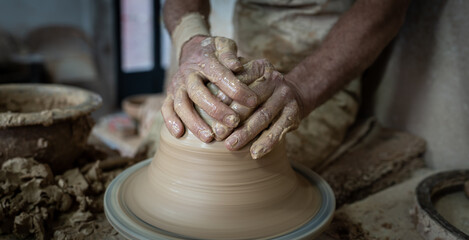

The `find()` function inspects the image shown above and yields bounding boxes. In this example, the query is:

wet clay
[124,126,320,240]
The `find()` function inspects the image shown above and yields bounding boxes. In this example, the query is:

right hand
[161,36,258,142]
[199,59,303,160]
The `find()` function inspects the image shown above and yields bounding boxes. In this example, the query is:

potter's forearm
[163,0,210,35]
[287,0,411,117]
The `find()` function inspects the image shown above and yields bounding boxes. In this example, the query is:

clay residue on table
[0,156,125,240]
[323,212,371,240]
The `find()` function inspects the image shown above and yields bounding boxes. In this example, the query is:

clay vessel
[0,84,101,173]
[415,170,469,240]
[124,126,321,239]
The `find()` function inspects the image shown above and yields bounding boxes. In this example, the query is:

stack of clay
[124,126,321,239]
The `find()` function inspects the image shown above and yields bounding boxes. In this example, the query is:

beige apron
[234,0,361,169]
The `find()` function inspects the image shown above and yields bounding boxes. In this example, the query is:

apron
[234,0,361,169]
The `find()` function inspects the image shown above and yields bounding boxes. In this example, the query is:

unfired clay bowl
[105,126,335,240]
[0,84,101,172]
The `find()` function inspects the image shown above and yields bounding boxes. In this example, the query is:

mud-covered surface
[319,124,426,207]
[323,213,371,240]
[0,143,135,240]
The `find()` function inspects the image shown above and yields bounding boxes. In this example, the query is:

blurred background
[0,0,164,116]
[0,0,236,157]
[0,0,235,116]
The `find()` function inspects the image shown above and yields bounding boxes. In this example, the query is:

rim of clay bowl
[416,170,469,239]
[0,83,102,128]
[104,159,335,240]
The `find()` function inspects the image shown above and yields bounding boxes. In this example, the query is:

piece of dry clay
[124,126,320,239]
[0,157,121,239]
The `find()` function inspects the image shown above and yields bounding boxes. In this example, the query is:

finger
[206,82,234,141]
[202,82,234,140]
[194,102,232,141]
[186,73,240,128]
[212,121,232,141]
[207,83,231,105]
[230,69,279,121]
[161,94,184,138]
[195,103,232,141]
[236,59,274,85]
[203,60,272,124]
[238,57,249,65]
[210,64,273,140]
[250,101,300,159]
[225,86,288,151]
[214,37,243,72]
[195,105,215,126]
[200,59,258,108]
[246,70,279,102]
[173,87,214,143]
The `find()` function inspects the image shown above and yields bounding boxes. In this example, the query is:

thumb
[214,37,243,72]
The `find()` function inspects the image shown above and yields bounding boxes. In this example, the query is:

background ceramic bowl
[0,84,101,173]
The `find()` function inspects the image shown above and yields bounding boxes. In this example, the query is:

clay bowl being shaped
[105,126,335,240]
[0,84,102,173]
[415,170,469,240]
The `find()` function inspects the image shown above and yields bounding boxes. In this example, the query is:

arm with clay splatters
[224,0,413,158]
[161,0,258,142]
[286,0,412,117]
[163,0,210,35]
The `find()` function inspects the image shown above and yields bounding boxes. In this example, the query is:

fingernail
[200,129,213,142]
[171,126,180,137]
[251,145,266,159]
[247,96,257,107]
[224,114,239,127]
[168,121,181,137]
[226,136,239,149]
[214,125,227,137]
[230,60,243,71]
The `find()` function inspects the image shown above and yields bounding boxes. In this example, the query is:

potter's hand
[224,60,303,159]
[162,36,258,142]
[201,59,279,141]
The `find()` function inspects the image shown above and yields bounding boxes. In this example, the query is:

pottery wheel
[105,127,335,240]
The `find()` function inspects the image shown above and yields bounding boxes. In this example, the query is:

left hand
[224,61,304,159]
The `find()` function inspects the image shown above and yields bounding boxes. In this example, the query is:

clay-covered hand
[162,36,258,142]
[224,60,304,159]
[198,59,278,141]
